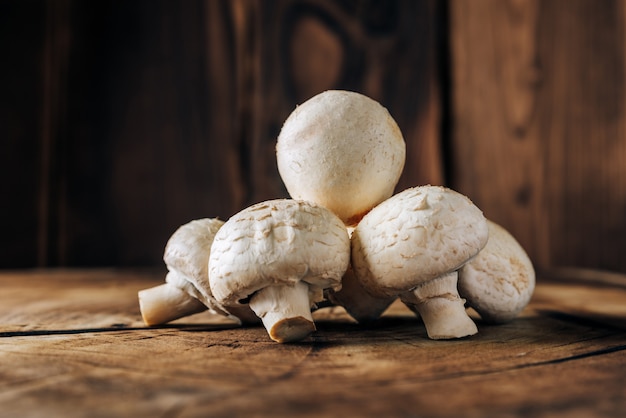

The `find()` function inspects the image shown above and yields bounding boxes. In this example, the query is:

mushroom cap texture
[163,218,224,308]
[276,90,406,225]
[458,220,536,323]
[351,185,489,298]
[209,199,351,306]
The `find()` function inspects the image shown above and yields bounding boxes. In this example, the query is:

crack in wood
[413,343,626,384]
[538,309,626,332]
[0,323,236,338]
[537,344,626,365]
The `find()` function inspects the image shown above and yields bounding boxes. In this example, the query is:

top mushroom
[276,90,406,226]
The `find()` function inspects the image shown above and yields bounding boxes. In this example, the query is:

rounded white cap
[163,218,227,314]
[276,90,406,225]
[209,199,350,306]
[351,185,489,298]
[458,220,536,323]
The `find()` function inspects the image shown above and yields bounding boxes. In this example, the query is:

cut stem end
[138,283,207,326]
[402,272,478,340]
[249,281,316,343]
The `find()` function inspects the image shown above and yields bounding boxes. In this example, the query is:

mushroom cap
[351,185,489,298]
[458,220,536,323]
[276,90,406,225]
[209,199,351,306]
[163,218,226,312]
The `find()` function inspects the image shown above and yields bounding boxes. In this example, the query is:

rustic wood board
[2,0,443,269]
[449,0,626,274]
[1,269,625,417]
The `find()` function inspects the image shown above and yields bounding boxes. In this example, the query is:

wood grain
[1,269,625,417]
[1,0,442,268]
[65,0,247,266]
[0,1,48,267]
[449,0,626,273]
[3,0,626,280]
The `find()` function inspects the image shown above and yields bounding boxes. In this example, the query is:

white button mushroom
[208,199,350,343]
[138,218,256,326]
[325,265,397,324]
[276,90,406,226]
[325,227,397,323]
[457,220,536,323]
[351,185,489,339]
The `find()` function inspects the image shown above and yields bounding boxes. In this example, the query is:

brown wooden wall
[2,0,625,277]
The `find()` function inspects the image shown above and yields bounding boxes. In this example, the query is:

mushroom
[325,227,397,323]
[351,185,489,339]
[325,265,397,324]
[457,220,536,323]
[138,218,256,326]
[208,199,350,343]
[276,90,406,226]
[138,271,208,326]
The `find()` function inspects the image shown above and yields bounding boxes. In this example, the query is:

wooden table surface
[1,269,625,418]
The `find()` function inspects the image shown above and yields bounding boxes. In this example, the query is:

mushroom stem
[248,280,316,343]
[138,283,207,326]
[400,272,478,340]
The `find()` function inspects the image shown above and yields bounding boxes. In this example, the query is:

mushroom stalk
[248,281,316,343]
[139,283,207,326]
[401,272,477,340]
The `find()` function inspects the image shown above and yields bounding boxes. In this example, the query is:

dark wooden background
[2,0,625,278]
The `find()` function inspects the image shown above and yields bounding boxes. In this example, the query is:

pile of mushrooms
[138,90,535,343]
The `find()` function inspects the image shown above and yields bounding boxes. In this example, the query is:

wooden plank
[2,0,442,268]
[0,0,259,267]
[59,0,249,266]
[0,1,49,267]
[1,269,625,417]
[7,0,626,283]
[449,0,626,274]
